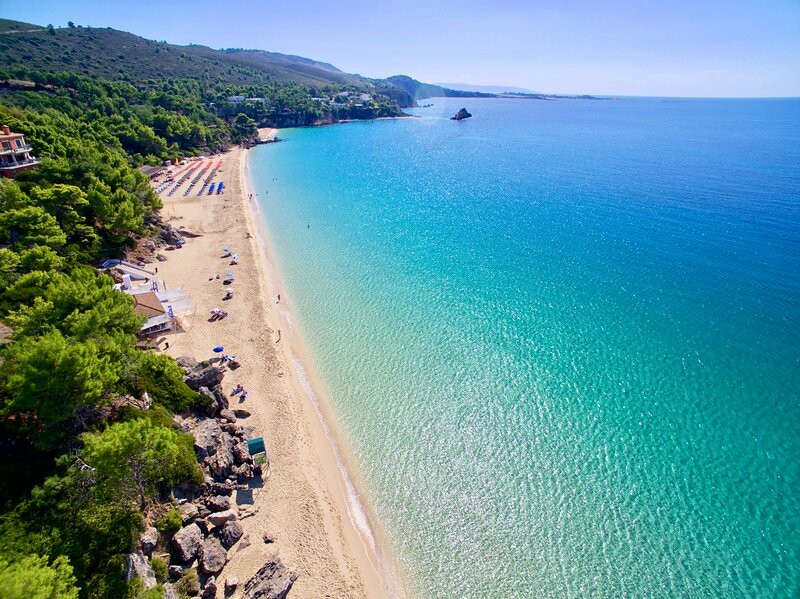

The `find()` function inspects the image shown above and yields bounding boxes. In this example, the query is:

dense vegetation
[0,19,361,87]
[0,69,245,597]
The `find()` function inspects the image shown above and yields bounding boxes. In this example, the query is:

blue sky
[4,0,800,97]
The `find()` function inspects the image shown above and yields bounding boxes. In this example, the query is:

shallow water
[251,96,800,597]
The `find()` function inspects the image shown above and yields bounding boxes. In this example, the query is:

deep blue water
[251,97,800,597]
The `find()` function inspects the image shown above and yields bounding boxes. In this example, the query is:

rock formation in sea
[451,107,472,120]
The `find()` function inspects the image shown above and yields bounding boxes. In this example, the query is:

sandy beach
[153,130,396,598]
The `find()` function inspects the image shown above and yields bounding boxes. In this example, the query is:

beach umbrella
[212,346,224,353]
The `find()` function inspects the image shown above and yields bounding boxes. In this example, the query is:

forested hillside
[0,19,361,87]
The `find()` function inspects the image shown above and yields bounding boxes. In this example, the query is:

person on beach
[276,294,280,303]
[276,329,281,343]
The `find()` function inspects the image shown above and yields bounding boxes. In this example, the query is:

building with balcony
[0,125,40,178]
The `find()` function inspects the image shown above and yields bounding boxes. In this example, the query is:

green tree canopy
[81,418,202,509]
[1,330,118,436]
[0,554,79,599]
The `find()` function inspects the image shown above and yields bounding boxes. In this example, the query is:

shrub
[175,568,199,597]
[124,352,208,412]
[150,556,168,583]
[154,509,181,535]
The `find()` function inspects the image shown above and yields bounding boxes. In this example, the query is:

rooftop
[133,291,167,318]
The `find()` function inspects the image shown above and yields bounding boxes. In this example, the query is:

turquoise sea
[250,97,800,597]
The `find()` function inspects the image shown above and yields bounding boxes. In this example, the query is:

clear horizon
[3,0,800,98]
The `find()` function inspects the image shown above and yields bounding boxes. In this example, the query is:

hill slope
[0,19,363,87]
[383,75,495,102]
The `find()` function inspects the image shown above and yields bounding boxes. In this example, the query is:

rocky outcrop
[176,356,199,370]
[192,419,222,459]
[451,107,472,121]
[159,384,274,587]
[242,557,298,599]
[199,537,227,575]
[140,526,159,556]
[183,364,225,391]
[126,552,157,589]
[225,577,239,595]
[158,223,185,246]
[172,523,203,562]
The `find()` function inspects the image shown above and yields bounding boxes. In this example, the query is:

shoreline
[241,135,408,597]
[155,134,405,598]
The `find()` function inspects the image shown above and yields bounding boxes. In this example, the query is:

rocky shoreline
[124,359,297,599]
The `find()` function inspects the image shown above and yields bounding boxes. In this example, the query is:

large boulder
[126,552,157,589]
[207,509,238,527]
[206,495,231,513]
[140,526,159,556]
[213,387,230,411]
[225,577,239,595]
[219,409,237,423]
[176,356,198,372]
[218,520,244,549]
[451,107,472,121]
[172,523,203,562]
[242,557,298,599]
[159,224,185,246]
[208,432,236,480]
[209,449,234,480]
[193,419,222,459]
[183,364,225,391]
[180,502,199,524]
[232,440,251,465]
[199,537,227,575]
